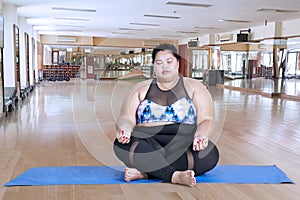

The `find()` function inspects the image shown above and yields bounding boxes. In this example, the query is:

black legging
[113,123,219,182]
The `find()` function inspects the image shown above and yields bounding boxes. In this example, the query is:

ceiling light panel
[33,25,54,30]
[150,38,171,40]
[177,31,198,34]
[112,31,134,35]
[55,24,85,28]
[194,26,218,30]
[257,8,298,13]
[166,1,213,8]
[219,19,251,23]
[55,29,82,32]
[54,17,90,21]
[27,18,55,25]
[144,14,180,19]
[129,22,160,26]
[161,34,181,37]
[119,28,145,31]
[51,7,96,12]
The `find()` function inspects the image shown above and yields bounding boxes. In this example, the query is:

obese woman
[113,43,219,187]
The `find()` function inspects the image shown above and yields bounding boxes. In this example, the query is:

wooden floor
[222,77,300,101]
[0,78,299,200]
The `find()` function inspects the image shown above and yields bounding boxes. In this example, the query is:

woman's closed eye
[155,60,163,65]
[166,58,174,64]
[155,58,174,65]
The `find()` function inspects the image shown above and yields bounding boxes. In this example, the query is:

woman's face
[153,50,179,82]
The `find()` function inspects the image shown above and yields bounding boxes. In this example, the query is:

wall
[283,18,300,37]
[180,22,282,48]
[40,35,178,48]
[18,16,27,88]
[2,3,17,88]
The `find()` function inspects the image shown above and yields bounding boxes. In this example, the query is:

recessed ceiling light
[144,14,180,19]
[257,8,298,13]
[166,1,213,8]
[177,31,198,34]
[161,34,181,37]
[112,31,134,35]
[129,22,160,26]
[219,19,251,23]
[194,26,218,30]
[55,24,85,28]
[55,29,82,32]
[119,28,145,31]
[150,38,172,40]
[52,7,96,12]
[54,17,90,21]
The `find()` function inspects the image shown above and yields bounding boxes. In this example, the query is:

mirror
[13,24,21,97]
[42,45,154,80]
[0,15,3,115]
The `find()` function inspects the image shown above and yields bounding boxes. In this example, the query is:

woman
[113,43,219,187]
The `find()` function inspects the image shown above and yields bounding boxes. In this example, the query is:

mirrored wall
[13,24,20,97]
[0,48,3,116]
[287,49,300,78]
[0,15,3,115]
[42,45,154,80]
[191,49,208,78]
[221,51,248,78]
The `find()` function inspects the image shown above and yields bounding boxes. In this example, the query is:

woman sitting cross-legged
[113,43,219,187]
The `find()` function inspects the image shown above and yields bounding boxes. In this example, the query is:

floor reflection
[223,77,300,99]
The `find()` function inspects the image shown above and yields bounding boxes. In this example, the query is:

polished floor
[0,78,300,200]
[222,77,300,101]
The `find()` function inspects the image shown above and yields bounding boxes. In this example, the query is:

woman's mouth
[162,70,169,75]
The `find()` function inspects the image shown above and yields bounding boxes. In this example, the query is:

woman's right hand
[116,129,131,144]
[193,135,208,151]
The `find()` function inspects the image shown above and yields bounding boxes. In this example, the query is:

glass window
[191,50,208,78]
[287,51,298,75]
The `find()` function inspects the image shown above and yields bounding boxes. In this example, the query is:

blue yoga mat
[4,165,294,186]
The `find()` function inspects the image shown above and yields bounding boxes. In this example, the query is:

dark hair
[152,43,180,64]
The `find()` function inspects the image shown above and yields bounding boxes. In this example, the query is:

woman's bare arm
[184,78,213,150]
[115,80,152,143]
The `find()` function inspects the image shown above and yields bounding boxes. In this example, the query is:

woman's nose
[162,62,169,68]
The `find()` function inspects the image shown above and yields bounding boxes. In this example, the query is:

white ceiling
[3,0,300,41]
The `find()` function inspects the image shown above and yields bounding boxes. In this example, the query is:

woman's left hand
[193,135,208,151]
[116,129,131,144]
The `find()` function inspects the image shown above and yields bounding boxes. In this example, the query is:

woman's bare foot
[124,168,148,182]
[171,170,196,187]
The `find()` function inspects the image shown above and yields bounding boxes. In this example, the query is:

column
[2,3,17,87]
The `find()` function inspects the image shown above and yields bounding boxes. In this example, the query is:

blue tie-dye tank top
[136,76,196,124]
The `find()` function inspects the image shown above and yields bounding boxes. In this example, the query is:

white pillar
[31,28,39,84]
[18,16,27,89]
[274,21,283,37]
[209,34,216,45]
[28,30,34,85]
[3,3,17,87]
[21,18,36,86]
